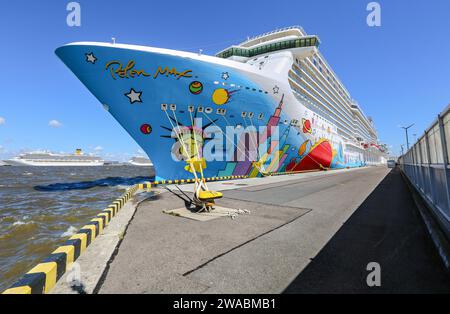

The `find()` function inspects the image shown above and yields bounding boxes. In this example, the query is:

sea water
[0,165,154,291]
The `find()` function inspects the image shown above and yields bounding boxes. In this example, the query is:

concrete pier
[53,167,450,294]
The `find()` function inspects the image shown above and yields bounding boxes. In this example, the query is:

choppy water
[0,165,154,291]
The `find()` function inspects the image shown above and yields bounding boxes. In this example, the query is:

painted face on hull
[176,127,205,160]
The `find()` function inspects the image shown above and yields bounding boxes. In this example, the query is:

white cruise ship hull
[128,161,154,167]
[5,158,104,167]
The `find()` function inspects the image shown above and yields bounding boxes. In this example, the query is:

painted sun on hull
[56,43,366,180]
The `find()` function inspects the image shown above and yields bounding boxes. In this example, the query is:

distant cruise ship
[56,26,387,180]
[5,149,105,166]
[128,156,153,166]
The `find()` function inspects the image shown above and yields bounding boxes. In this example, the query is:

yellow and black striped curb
[2,185,139,294]
[138,175,249,188]
[135,170,323,190]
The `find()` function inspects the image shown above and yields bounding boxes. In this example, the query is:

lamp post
[400,144,404,156]
[400,124,414,150]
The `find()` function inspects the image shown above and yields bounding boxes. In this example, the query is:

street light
[400,124,414,150]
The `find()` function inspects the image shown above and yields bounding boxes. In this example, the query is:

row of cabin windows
[311,57,349,100]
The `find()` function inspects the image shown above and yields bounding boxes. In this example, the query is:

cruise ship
[5,149,105,166]
[128,156,154,166]
[56,26,387,180]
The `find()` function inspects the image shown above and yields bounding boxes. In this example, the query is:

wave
[61,226,78,237]
[13,220,31,226]
[34,176,154,192]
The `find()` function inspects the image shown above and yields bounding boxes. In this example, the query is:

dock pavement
[53,166,450,293]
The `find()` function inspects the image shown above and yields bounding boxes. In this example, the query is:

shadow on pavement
[284,168,450,294]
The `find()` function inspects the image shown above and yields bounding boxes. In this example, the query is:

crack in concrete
[182,208,312,277]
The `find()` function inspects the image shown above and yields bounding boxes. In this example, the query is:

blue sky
[0,0,449,160]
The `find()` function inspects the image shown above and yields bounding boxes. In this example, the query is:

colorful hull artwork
[56,43,362,180]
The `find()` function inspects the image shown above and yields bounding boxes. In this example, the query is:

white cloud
[94,146,103,151]
[0,117,5,125]
[48,120,63,128]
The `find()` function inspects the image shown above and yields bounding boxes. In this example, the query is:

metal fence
[398,104,450,239]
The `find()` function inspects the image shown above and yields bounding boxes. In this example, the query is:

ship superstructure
[56,26,387,180]
[216,26,385,166]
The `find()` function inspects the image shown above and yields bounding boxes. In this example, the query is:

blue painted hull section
[56,44,351,180]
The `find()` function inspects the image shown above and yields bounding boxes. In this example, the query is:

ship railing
[239,25,305,45]
[398,103,450,243]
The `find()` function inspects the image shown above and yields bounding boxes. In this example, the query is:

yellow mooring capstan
[185,157,223,212]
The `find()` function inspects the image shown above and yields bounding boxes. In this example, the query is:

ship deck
[52,166,450,294]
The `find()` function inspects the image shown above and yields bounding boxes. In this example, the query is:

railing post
[411,142,417,183]
[418,140,424,191]
[424,129,435,203]
[438,114,449,164]
[438,114,450,213]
